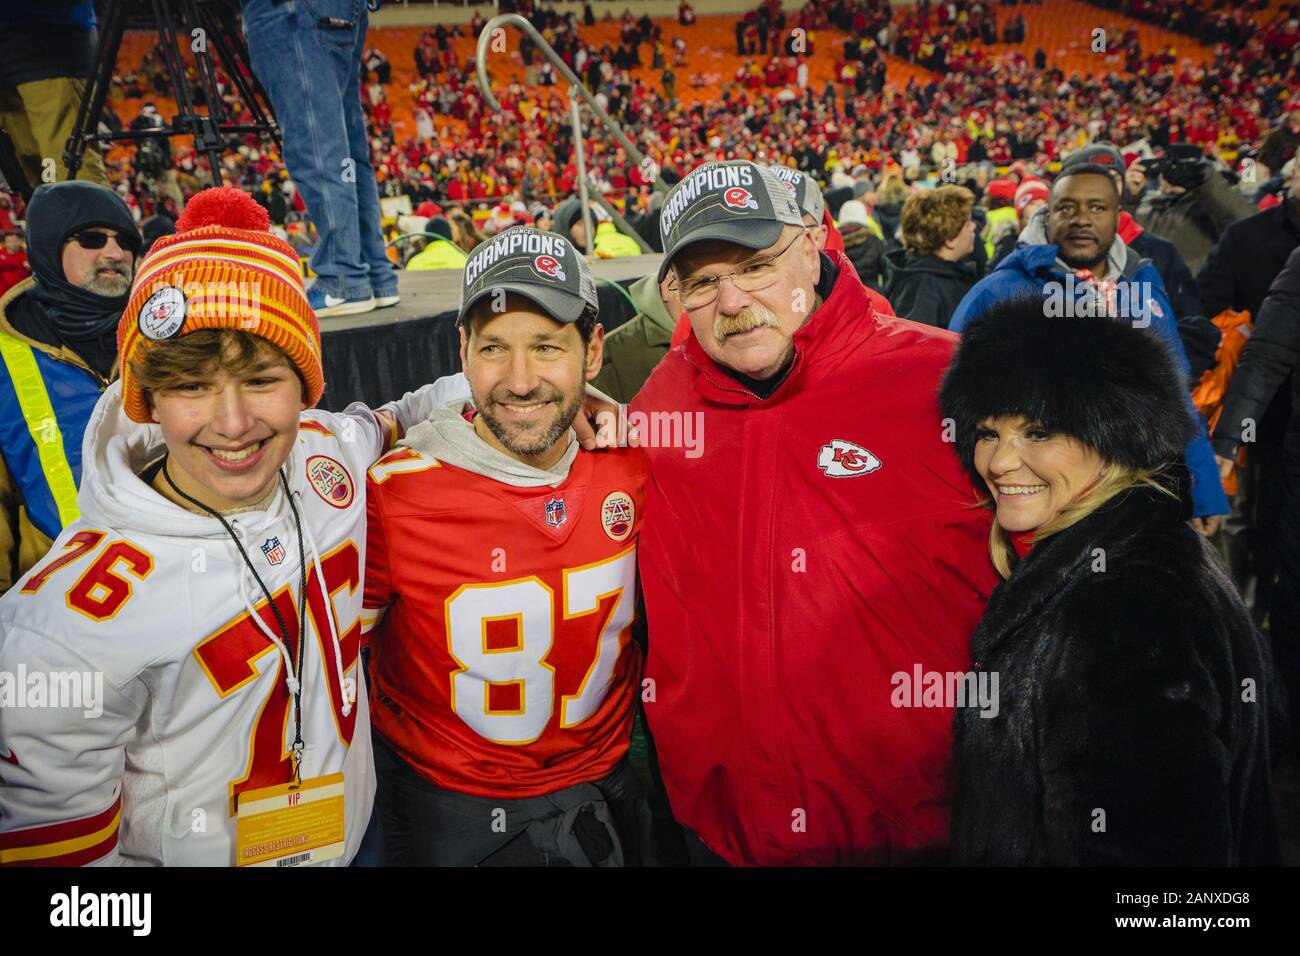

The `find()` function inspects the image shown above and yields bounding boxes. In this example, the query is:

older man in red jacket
[634,160,998,866]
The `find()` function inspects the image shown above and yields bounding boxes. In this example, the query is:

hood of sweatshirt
[399,400,579,487]
[628,271,676,340]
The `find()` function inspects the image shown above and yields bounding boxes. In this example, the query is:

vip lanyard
[162,460,311,784]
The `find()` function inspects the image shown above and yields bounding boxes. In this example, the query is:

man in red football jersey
[362,226,651,865]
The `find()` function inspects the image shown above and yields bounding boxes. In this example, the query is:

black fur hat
[939,293,1196,482]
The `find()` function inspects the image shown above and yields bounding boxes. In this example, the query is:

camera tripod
[64,0,280,187]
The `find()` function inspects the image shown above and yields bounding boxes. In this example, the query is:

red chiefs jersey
[362,441,648,799]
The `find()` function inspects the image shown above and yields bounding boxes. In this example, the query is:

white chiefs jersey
[0,377,466,866]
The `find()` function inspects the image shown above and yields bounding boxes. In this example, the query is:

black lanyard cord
[162,458,310,784]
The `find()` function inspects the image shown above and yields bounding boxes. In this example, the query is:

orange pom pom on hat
[117,186,323,423]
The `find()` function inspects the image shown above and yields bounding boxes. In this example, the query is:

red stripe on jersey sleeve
[299,419,334,437]
[0,794,121,865]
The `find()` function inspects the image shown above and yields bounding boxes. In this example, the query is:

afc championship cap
[767,164,826,224]
[458,224,598,325]
[657,159,805,283]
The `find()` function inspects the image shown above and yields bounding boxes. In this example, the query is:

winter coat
[839,222,886,292]
[1212,243,1300,457]
[1198,195,1300,322]
[1198,197,1300,447]
[950,479,1281,865]
[982,206,1018,261]
[405,237,469,271]
[989,228,1018,271]
[1126,223,1204,329]
[883,249,975,330]
[874,200,903,247]
[1134,173,1256,276]
[593,220,643,258]
[634,251,999,865]
[1124,221,1220,382]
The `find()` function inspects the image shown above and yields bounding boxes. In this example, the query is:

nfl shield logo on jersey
[544,496,567,528]
[261,536,286,566]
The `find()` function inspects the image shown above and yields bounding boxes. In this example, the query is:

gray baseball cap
[767,165,826,224]
[458,225,597,325]
[657,159,804,283]
[1059,143,1126,179]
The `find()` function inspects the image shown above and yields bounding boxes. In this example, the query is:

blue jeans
[241,0,395,298]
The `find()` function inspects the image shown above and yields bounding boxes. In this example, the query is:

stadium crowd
[4,0,1295,238]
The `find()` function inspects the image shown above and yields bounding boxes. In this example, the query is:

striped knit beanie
[117,186,323,423]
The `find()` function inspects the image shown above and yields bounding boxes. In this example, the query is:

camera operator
[1123,144,1256,275]
[129,102,171,176]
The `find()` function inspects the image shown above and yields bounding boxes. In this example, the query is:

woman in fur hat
[939,293,1282,866]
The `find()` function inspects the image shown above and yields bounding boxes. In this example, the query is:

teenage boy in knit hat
[633,160,999,865]
[361,226,652,865]
[0,187,475,866]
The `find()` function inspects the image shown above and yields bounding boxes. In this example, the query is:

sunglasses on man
[67,229,141,257]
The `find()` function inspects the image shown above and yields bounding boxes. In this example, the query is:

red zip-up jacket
[633,251,998,865]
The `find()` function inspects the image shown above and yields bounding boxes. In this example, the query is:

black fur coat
[949,481,1282,865]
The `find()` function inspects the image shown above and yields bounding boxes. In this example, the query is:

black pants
[374,733,653,866]
[1218,443,1284,626]
[682,828,730,867]
[1271,430,1300,753]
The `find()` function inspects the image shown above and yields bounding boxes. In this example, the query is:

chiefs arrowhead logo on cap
[723,187,760,211]
[138,285,187,341]
[533,254,566,281]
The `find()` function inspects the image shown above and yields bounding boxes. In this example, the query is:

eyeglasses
[669,230,806,310]
[68,229,141,257]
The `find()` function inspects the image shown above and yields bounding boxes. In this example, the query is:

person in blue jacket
[948,163,1230,530]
